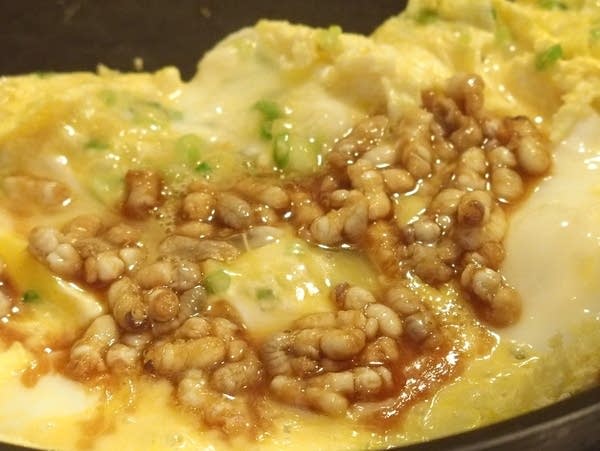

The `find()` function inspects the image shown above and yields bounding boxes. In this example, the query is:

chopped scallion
[253,100,283,121]
[195,161,212,174]
[98,89,118,106]
[175,133,204,165]
[538,0,567,10]
[22,289,40,303]
[130,100,182,126]
[256,287,275,300]
[85,138,110,150]
[204,270,231,294]
[317,25,343,53]
[415,8,438,25]
[535,44,563,70]
[495,23,513,47]
[254,100,285,140]
[260,121,275,140]
[273,134,291,169]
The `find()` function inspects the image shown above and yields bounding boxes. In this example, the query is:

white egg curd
[0,0,599,450]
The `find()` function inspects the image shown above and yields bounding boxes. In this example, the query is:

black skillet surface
[0,0,402,79]
[0,1,599,450]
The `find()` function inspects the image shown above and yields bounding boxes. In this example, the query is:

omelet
[0,1,599,450]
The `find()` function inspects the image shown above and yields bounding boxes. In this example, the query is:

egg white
[502,114,600,348]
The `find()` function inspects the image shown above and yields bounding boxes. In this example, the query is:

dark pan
[0,1,598,450]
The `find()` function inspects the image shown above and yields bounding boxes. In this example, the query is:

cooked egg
[0,0,599,450]
[503,113,600,348]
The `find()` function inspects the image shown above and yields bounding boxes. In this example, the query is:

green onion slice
[535,44,563,70]
[204,270,231,294]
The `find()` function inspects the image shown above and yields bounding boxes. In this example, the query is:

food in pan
[0,0,599,449]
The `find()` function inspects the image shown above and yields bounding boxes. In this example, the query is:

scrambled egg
[0,0,599,449]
